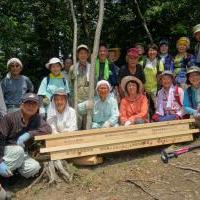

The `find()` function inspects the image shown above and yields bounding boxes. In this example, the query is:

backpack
[174,86,190,119]
[46,74,66,89]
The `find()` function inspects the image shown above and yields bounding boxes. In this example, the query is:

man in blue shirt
[1,58,34,113]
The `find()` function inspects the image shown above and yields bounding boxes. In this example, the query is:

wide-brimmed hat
[186,66,200,75]
[21,93,40,104]
[7,58,23,69]
[45,57,63,69]
[51,89,68,101]
[193,24,200,35]
[176,37,190,48]
[159,70,174,79]
[121,76,143,93]
[77,44,89,52]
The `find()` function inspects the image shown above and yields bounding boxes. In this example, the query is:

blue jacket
[183,86,198,115]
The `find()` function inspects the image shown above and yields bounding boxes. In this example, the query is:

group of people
[0,24,200,199]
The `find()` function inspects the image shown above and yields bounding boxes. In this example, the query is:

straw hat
[121,76,143,93]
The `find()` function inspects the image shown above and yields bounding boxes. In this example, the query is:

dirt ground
[5,141,200,200]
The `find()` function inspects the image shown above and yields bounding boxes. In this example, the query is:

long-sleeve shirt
[183,86,200,115]
[37,73,70,100]
[120,95,148,124]
[47,104,77,133]
[0,110,52,162]
[69,62,90,103]
[118,64,145,84]
[1,74,34,106]
[156,85,185,117]
[0,85,7,117]
[78,95,119,128]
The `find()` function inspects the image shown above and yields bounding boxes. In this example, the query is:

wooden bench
[35,119,199,161]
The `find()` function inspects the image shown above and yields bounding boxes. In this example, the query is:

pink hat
[127,48,139,58]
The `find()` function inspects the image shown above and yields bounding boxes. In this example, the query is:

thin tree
[86,0,105,130]
[70,0,78,113]
[134,0,153,43]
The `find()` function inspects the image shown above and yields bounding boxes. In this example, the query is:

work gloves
[0,162,12,177]
[17,132,30,148]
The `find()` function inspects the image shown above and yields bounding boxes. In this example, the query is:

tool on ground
[161,143,200,163]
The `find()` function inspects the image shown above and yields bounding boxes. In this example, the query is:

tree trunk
[86,0,105,130]
[69,0,78,113]
[134,0,153,43]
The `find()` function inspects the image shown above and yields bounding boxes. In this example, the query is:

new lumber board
[40,129,197,154]
[45,123,190,147]
[35,119,194,141]
[49,134,193,160]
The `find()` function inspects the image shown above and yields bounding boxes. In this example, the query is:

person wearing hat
[1,58,34,113]
[77,80,118,166]
[193,24,200,67]
[118,48,145,100]
[47,90,77,133]
[158,39,174,72]
[174,37,196,87]
[108,48,120,76]
[183,66,200,124]
[0,93,52,179]
[140,43,164,118]
[69,44,91,129]
[152,71,185,122]
[0,85,7,119]
[120,76,148,126]
[78,80,119,129]
[38,57,70,118]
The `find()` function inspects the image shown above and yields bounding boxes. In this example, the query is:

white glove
[102,121,111,128]
[86,100,94,110]
[124,120,132,126]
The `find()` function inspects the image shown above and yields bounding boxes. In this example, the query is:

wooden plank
[41,129,198,153]
[45,123,190,147]
[50,134,193,160]
[35,119,195,141]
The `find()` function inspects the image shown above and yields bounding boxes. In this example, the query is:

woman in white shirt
[47,90,77,133]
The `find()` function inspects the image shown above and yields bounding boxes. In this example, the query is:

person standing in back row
[193,24,200,67]
[1,58,34,113]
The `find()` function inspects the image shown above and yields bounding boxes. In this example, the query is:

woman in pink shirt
[120,76,148,126]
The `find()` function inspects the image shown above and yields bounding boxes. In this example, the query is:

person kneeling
[120,76,148,126]
[0,93,52,179]
[152,71,185,122]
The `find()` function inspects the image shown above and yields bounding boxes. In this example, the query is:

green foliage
[0,0,200,89]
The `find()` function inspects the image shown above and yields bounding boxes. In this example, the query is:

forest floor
[4,140,200,200]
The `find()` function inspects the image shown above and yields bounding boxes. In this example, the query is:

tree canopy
[0,0,200,88]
